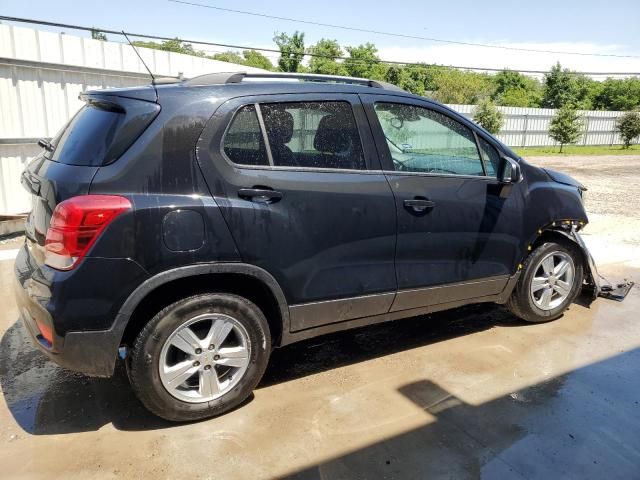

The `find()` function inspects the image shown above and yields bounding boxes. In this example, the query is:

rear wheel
[129,293,271,421]
[507,241,584,323]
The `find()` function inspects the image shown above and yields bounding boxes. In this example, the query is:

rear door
[197,93,397,331]
[361,94,523,311]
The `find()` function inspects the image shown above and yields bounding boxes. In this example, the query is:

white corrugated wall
[0,24,266,215]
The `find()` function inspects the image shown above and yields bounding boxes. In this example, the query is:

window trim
[220,98,372,173]
[475,133,502,178]
[254,103,275,167]
[472,131,488,176]
[372,100,490,179]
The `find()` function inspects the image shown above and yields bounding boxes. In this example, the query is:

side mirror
[499,156,522,184]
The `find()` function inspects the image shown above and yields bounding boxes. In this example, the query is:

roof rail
[184,71,406,92]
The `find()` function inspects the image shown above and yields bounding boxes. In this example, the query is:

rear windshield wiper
[38,138,54,152]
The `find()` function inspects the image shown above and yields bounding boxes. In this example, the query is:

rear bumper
[13,242,147,377]
[15,288,124,377]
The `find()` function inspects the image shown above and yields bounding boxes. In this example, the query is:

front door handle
[404,198,436,213]
[238,188,283,204]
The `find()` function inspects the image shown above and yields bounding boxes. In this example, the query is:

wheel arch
[117,263,290,352]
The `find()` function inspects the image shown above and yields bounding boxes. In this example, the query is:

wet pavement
[1,169,640,478]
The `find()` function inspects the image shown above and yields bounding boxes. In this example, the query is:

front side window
[374,103,485,176]
[260,101,365,170]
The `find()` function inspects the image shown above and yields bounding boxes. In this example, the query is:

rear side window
[261,101,365,170]
[223,105,269,166]
[49,98,159,166]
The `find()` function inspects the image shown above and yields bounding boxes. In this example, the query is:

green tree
[273,31,305,72]
[344,43,387,80]
[307,39,347,75]
[91,28,107,41]
[491,70,542,107]
[542,62,595,109]
[430,68,493,104]
[211,50,273,70]
[616,111,640,148]
[242,50,274,71]
[542,63,575,108]
[593,78,640,111]
[382,64,435,96]
[212,51,245,65]
[473,99,504,135]
[549,104,584,152]
[132,39,205,57]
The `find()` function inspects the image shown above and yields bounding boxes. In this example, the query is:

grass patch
[514,144,640,156]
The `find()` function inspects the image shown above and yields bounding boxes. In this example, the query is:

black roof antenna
[121,30,158,98]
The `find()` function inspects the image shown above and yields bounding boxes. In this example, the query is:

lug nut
[193,361,200,367]
[208,344,215,350]
[195,348,202,354]
[213,354,220,361]
[204,365,211,370]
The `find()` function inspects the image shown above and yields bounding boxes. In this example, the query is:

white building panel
[12,25,39,61]
[38,30,63,64]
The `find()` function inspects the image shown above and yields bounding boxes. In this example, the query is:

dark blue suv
[14,72,597,421]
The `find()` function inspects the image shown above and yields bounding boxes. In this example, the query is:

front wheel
[129,293,271,422]
[507,241,584,323]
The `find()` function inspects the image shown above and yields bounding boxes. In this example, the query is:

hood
[543,168,587,191]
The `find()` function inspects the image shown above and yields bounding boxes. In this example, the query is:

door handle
[404,198,436,213]
[238,188,283,204]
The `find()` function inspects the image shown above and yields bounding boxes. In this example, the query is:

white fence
[449,104,627,148]
[0,24,635,215]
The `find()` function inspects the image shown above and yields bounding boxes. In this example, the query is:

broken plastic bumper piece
[566,226,634,302]
[599,282,634,302]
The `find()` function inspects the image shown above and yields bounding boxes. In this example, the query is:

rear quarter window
[51,104,125,166]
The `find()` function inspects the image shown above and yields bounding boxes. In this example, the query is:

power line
[168,0,640,59]
[1,16,638,76]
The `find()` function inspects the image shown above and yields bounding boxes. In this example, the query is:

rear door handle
[238,188,283,204]
[404,198,436,213]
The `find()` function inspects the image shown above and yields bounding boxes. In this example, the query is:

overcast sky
[3,0,640,76]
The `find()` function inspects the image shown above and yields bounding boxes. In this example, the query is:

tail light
[45,195,131,270]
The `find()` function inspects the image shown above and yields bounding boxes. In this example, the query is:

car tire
[507,240,584,323]
[129,293,271,422]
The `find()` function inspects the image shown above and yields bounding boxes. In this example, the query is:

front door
[362,94,523,311]
[197,93,397,330]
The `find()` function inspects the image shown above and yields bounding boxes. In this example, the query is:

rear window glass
[51,104,126,166]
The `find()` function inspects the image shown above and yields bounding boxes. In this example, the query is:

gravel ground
[527,155,640,249]
[527,155,640,216]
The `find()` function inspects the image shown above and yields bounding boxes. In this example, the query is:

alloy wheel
[529,251,575,311]
[158,313,251,403]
